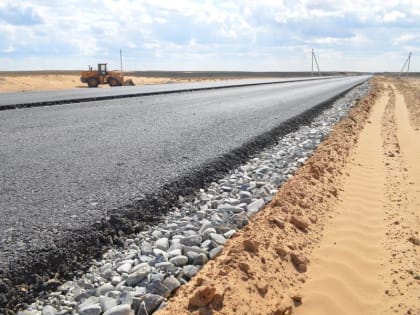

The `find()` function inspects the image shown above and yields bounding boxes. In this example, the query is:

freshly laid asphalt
[0,75,370,310]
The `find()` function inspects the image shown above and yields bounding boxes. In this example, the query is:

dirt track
[157,77,419,314]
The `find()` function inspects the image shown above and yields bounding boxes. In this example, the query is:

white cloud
[0,0,418,71]
[383,10,406,22]
[70,37,99,56]
[394,34,419,42]
[310,37,343,44]
[1,45,14,53]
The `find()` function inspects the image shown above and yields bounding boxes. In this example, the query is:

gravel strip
[18,82,369,315]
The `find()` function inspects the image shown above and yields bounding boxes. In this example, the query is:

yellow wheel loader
[80,63,135,88]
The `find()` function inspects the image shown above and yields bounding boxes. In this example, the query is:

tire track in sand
[294,90,390,315]
[381,85,420,313]
[295,81,420,315]
[393,84,420,232]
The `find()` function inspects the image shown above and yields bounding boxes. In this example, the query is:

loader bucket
[123,79,135,86]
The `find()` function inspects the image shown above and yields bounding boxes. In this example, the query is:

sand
[156,77,420,315]
[0,74,224,93]
[295,83,396,315]
[392,78,420,130]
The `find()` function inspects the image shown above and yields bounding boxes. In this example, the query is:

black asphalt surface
[0,76,341,110]
[0,75,370,310]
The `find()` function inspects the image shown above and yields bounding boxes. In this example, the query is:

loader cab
[98,63,107,76]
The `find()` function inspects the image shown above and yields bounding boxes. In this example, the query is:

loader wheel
[123,79,135,86]
[108,77,121,87]
[87,77,99,88]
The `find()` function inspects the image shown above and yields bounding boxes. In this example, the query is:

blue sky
[0,0,419,72]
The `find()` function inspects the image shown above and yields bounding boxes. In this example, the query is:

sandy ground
[0,75,225,93]
[157,77,419,315]
[392,78,420,130]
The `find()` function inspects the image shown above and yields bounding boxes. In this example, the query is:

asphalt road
[0,76,340,109]
[0,75,369,308]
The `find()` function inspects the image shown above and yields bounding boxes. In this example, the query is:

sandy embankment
[0,75,223,93]
[157,77,419,315]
